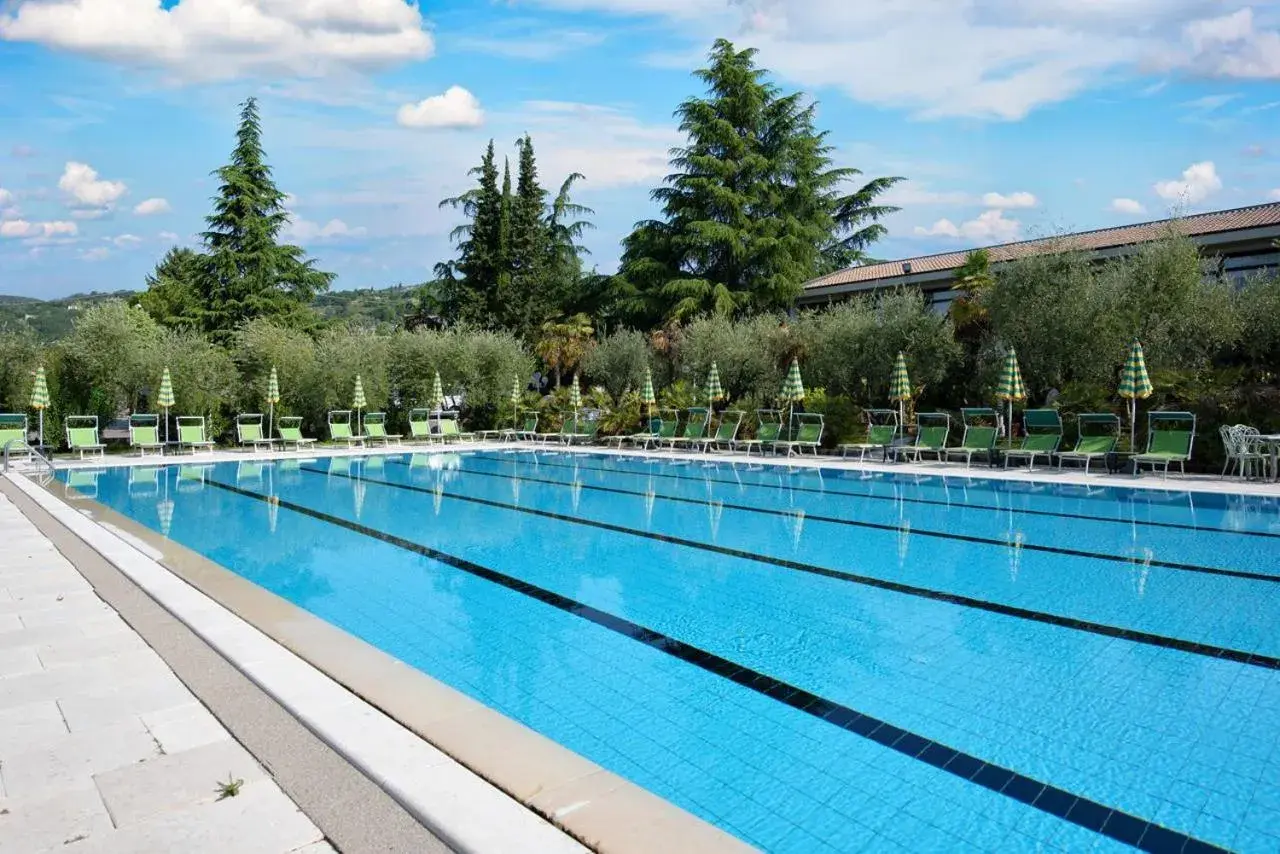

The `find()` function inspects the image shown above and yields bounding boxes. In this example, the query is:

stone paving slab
[0,493,328,854]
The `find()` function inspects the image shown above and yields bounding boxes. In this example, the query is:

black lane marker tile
[204,476,1229,854]
[469,450,1280,541]
[311,466,1280,673]
[424,459,1280,585]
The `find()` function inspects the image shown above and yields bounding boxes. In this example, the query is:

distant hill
[0,291,139,340]
[0,284,428,341]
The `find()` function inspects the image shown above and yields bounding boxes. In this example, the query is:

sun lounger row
[836,409,1196,476]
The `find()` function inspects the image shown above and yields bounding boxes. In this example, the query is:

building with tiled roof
[799,201,1280,311]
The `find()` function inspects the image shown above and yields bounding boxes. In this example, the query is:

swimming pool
[58,450,1280,852]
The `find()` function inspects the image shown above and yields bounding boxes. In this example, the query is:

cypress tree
[441,140,504,326]
[199,97,332,337]
[507,135,549,334]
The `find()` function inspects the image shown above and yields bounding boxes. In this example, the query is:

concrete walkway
[0,492,333,854]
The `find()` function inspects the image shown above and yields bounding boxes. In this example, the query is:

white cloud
[58,161,126,208]
[133,197,170,215]
[529,0,1280,120]
[982,191,1038,208]
[158,230,180,241]
[0,0,433,81]
[0,188,13,208]
[1268,189,1280,201]
[1179,93,1239,110]
[112,233,143,248]
[80,246,110,261]
[881,182,974,207]
[1153,160,1222,203]
[284,215,366,242]
[1179,8,1280,78]
[70,208,109,220]
[1110,197,1147,214]
[0,219,78,239]
[397,86,484,130]
[455,28,606,61]
[914,209,1021,243]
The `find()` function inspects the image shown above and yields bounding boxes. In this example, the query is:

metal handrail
[2,438,56,474]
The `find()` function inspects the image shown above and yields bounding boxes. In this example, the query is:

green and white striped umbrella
[266,366,280,439]
[430,371,444,411]
[29,366,49,410]
[158,367,175,445]
[352,375,367,410]
[569,373,582,410]
[1119,339,1153,448]
[780,358,804,402]
[266,367,280,405]
[1118,339,1153,400]
[706,362,725,402]
[889,352,911,401]
[995,348,1026,440]
[995,348,1026,402]
[889,351,912,428]
[510,376,522,431]
[158,367,175,408]
[640,367,656,406]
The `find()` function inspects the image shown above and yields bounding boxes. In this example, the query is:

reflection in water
[128,466,161,499]
[63,467,104,500]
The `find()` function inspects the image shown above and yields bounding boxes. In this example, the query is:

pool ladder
[2,438,56,476]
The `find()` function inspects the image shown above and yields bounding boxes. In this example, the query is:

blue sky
[1,0,1278,299]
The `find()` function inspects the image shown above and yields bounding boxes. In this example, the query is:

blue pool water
[59,451,1280,852]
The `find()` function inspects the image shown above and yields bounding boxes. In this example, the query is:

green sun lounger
[943,408,998,467]
[175,416,215,455]
[641,413,681,450]
[1056,413,1120,474]
[236,413,275,452]
[898,413,951,463]
[775,413,825,457]
[408,409,439,444]
[501,413,539,442]
[362,412,402,446]
[327,411,365,448]
[0,414,33,462]
[566,417,601,445]
[276,416,316,451]
[128,414,164,457]
[65,416,106,459]
[699,410,744,452]
[736,410,783,457]
[838,409,899,461]
[666,408,710,450]
[1133,411,1195,477]
[438,414,474,443]
[1003,409,1063,470]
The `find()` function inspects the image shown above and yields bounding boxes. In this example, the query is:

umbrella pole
[38,410,43,449]
[269,402,274,442]
[1130,398,1137,451]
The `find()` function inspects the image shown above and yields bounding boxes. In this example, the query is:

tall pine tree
[198,98,333,337]
[617,40,901,324]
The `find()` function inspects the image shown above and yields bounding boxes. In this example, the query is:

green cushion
[0,428,27,447]
[756,422,781,442]
[917,426,948,449]
[1071,435,1115,455]
[409,420,430,437]
[330,423,354,439]
[440,419,459,435]
[1146,430,1191,458]
[238,423,263,441]
[867,424,896,445]
[68,427,100,448]
[960,426,997,450]
[794,422,823,444]
[132,426,160,445]
[1016,433,1060,453]
[366,423,387,437]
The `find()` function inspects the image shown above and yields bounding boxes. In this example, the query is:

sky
[0,0,1278,300]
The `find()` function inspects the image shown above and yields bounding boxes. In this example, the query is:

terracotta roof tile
[804,202,1280,291]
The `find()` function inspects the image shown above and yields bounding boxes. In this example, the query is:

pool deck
[2,440,1275,854]
[0,489,334,854]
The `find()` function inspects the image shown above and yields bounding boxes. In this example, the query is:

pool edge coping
[5,470,754,854]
